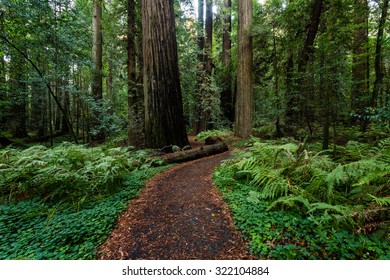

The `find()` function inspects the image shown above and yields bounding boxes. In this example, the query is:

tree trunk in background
[193,0,205,135]
[221,0,233,124]
[351,0,369,129]
[142,0,189,148]
[128,0,138,146]
[235,0,253,139]
[273,35,283,138]
[61,83,70,134]
[9,54,29,139]
[197,0,205,63]
[205,0,213,75]
[297,0,323,135]
[91,0,105,143]
[370,0,388,108]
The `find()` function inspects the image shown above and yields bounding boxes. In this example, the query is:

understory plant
[0,143,168,259]
[0,143,165,203]
[214,137,390,259]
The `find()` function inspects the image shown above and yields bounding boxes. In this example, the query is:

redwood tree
[235,0,253,139]
[142,0,189,148]
[221,0,233,123]
[91,0,104,142]
[127,0,137,145]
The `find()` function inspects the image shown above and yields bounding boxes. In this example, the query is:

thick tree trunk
[164,143,228,164]
[205,0,213,75]
[235,0,253,139]
[127,0,138,146]
[142,0,189,148]
[221,0,233,124]
[91,0,105,142]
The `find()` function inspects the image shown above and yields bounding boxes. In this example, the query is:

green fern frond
[368,195,390,206]
[307,202,353,216]
[267,195,311,212]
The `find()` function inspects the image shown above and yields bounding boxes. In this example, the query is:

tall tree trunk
[61,82,70,134]
[91,0,105,142]
[142,0,189,148]
[205,0,213,75]
[235,0,253,139]
[193,0,205,135]
[297,0,323,135]
[128,0,138,146]
[221,0,233,124]
[351,0,369,129]
[197,0,205,63]
[370,0,388,108]
[273,35,283,138]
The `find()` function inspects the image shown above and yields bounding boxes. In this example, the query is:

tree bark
[221,0,233,124]
[197,0,205,63]
[235,0,253,139]
[164,143,228,164]
[298,0,323,73]
[193,0,205,135]
[142,0,189,148]
[296,0,323,135]
[128,0,138,146]
[205,0,213,75]
[91,0,105,142]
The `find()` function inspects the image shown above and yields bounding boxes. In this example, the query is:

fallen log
[164,143,229,164]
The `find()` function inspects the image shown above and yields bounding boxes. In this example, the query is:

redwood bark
[164,143,228,164]
[205,0,213,74]
[142,0,189,148]
[91,0,104,142]
[235,0,253,139]
[128,0,138,145]
[221,0,233,123]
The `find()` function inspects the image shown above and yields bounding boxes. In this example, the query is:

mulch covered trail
[98,146,253,260]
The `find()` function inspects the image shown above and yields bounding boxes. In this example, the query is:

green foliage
[0,167,166,259]
[214,138,390,259]
[0,143,165,203]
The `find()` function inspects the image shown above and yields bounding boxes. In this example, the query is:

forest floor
[98,137,253,260]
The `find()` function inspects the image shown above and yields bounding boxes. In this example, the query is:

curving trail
[98,146,252,260]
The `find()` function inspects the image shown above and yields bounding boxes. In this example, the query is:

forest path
[98,139,252,259]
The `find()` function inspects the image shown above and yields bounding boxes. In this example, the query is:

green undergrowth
[0,143,168,259]
[214,137,390,259]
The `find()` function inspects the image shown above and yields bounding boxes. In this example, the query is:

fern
[0,144,165,203]
[368,195,390,207]
[267,195,311,212]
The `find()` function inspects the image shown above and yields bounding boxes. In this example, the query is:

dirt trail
[98,146,252,260]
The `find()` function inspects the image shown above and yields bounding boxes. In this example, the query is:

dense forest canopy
[0,0,388,148]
